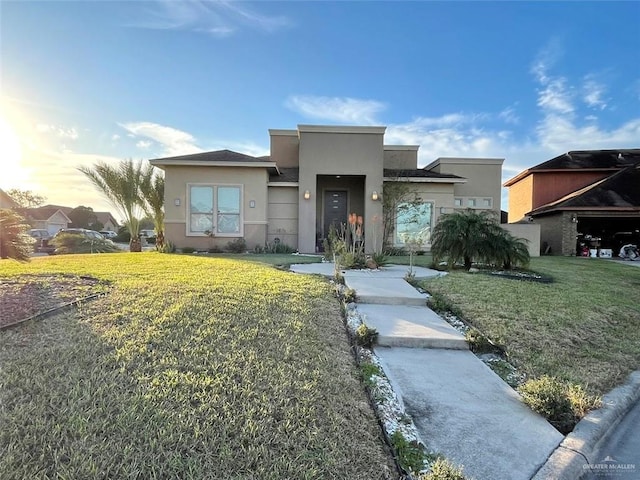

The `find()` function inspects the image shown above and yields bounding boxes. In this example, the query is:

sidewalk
[290,263,563,480]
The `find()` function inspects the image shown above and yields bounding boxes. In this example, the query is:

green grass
[194,252,324,266]
[420,257,640,396]
[0,253,394,479]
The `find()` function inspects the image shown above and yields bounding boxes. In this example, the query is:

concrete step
[345,277,427,306]
[357,304,468,350]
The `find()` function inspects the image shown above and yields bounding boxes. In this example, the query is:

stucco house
[504,149,640,255]
[20,205,72,235]
[0,189,19,209]
[150,125,504,254]
[94,212,119,232]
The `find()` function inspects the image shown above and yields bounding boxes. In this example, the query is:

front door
[323,190,348,238]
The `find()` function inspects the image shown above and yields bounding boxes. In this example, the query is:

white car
[100,231,117,239]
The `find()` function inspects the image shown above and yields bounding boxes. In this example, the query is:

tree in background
[78,160,146,252]
[68,205,104,231]
[431,209,529,271]
[0,209,34,261]
[6,189,46,208]
[382,181,422,251]
[140,164,165,250]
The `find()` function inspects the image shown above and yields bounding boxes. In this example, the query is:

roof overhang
[383,177,467,183]
[297,124,386,135]
[267,182,299,187]
[150,159,280,172]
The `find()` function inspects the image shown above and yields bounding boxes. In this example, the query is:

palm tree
[0,209,34,261]
[492,232,530,270]
[432,209,499,270]
[141,164,165,250]
[78,160,146,252]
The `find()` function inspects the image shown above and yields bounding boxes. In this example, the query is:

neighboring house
[19,205,72,235]
[504,149,640,256]
[94,212,119,231]
[150,124,504,254]
[0,189,19,209]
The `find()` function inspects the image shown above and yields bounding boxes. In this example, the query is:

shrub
[181,246,196,254]
[0,209,34,261]
[208,245,223,253]
[390,430,427,474]
[264,241,296,254]
[517,376,602,434]
[420,458,467,480]
[159,240,176,253]
[355,323,378,348]
[359,362,383,387]
[51,233,120,255]
[371,252,388,268]
[385,246,407,256]
[341,287,357,303]
[226,238,247,253]
[465,329,497,354]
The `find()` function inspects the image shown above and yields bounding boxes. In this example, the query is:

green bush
[159,240,176,253]
[359,362,383,387]
[465,328,497,354]
[355,323,378,348]
[181,246,196,254]
[420,458,467,480]
[371,252,388,268]
[226,238,247,253]
[51,233,120,255]
[0,209,34,261]
[517,376,602,434]
[263,240,296,254]
[390,430,427,474]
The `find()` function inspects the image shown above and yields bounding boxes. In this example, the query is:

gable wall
[531,171,612,210]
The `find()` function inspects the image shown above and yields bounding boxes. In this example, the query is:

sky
[1,0,639,218]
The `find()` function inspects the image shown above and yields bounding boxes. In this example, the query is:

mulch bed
[0,274,107,328]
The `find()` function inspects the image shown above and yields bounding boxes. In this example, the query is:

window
[482,198,492,208]
[454,198,462,207]
[468,198,476,207]
[189,185,242,235]
[395,202,433,246]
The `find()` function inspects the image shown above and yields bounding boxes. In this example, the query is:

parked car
[140,229,155,238]
[99,230,117,239]
[28,229,55,254]
[54,228,107,242]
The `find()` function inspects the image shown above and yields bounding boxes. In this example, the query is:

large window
[395,202,433,246]
[189,185,242,235]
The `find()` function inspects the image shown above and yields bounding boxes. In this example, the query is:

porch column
[364,174,384,254]
[298,174,317,254]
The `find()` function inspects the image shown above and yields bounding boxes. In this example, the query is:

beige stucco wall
[383,146,419,169]
[269,130,299,168]
[428,158,503,215]
[503,223,541,257]
[163,165,269,250]
[267,186,298,249]
[297,127,385,253]
[507,175,534,222]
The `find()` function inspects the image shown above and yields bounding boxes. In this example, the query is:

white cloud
[285,95,386,124]
[35,123,79,140]
[583,75,608,110]
[499,105,520,125]
[120,121,203,156]
[136,139,152,149]
[131,0,289,37]
[111,134,120,141]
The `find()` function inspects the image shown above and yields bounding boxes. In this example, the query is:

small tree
[6,189,46,208]
[140,164,165,250]
[382,180,422,251]
[78,160,146,252]
[68,205,103,231]
[0,209,34,261]
[431,209,528,271]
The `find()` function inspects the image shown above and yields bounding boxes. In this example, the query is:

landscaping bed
[0,274,108,328]
[0,253,395,479]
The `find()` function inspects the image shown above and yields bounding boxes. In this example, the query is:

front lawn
[420,257,640,396]
[0,253,394,479]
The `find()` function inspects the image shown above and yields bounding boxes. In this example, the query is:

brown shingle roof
[151,149,272,164]
[269,168,299,183]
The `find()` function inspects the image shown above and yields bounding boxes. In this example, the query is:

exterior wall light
[174,198,181,206]
[371,191,379,201]
[571,213,578,223]
[304,190,311,200]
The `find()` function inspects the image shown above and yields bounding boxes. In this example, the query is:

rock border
[531,370,640,480]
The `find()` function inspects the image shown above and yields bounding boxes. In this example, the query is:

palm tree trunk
[129,236,142,252]
[155,231,164,250]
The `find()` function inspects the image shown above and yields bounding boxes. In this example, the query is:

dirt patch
[0,274,108,328]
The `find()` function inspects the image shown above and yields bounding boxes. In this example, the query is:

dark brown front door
[323,190,348,237]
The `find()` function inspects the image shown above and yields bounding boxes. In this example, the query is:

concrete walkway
[290,262,564,480]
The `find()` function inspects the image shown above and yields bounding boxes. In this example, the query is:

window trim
[186,183,244,237]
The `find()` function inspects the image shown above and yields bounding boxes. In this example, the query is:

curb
[531,370,640,480]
